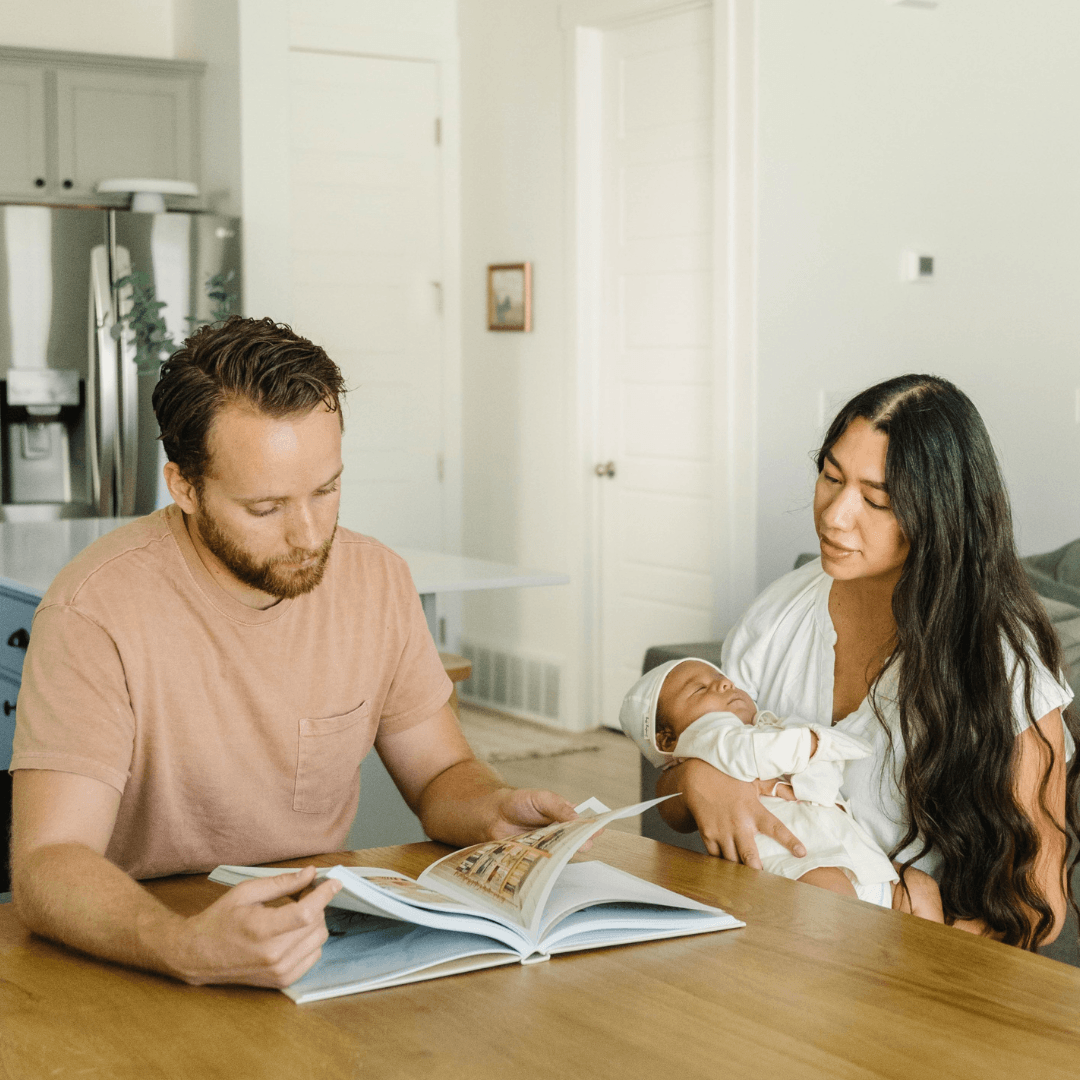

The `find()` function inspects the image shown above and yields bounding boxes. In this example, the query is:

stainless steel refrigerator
[0,205,241,520]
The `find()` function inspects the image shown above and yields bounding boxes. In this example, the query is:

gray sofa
[638,543,1080,964]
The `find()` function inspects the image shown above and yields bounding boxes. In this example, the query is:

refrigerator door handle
[113,246,138,517]
[89,245,117,516]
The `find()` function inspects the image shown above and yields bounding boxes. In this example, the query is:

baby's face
[657,661,757,738]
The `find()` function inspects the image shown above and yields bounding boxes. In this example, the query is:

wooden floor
[459,705,642,835]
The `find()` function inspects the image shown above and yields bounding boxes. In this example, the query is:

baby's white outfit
[672,710,898,904]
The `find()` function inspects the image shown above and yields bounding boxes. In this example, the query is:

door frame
[560,0,759,723]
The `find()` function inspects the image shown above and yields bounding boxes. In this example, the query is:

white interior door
[597,6,715,727]
[288,51,444,550]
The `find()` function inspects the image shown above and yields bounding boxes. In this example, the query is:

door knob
[594,461,616,478]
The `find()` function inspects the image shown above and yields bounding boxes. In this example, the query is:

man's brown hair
[152,315,347,490]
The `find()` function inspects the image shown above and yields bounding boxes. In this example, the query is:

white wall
[174,0,241,217]
[0,0,175,57]
[458,0,1080,728]
[754,0,1080,587]
[458,1,589,721]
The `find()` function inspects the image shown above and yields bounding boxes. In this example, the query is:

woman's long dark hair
[817,374,1080,948]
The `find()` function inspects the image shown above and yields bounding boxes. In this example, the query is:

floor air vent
[458,642,562,725]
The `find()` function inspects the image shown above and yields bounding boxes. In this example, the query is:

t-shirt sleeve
[375,560,453,737]
[1008,644,1075,761]
[10,603,135,792]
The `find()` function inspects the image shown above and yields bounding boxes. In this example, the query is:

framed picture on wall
[487,262,532,332]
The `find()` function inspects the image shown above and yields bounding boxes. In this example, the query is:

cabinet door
[0,668,14,895]
[0,668,17,772]
[55,68,196,197]
[0,61,47,197]
[0,587,37,682]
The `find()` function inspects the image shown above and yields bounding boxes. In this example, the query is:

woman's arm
[656,758,807,866]
[952,708,1069,943]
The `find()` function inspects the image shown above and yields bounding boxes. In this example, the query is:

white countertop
[395,547,568,595]
[0,518,137,595]
[0,518,569,597]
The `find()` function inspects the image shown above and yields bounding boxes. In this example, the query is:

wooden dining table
[2,831,1079,1080]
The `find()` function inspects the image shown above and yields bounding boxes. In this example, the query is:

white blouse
[720,559,1074,878]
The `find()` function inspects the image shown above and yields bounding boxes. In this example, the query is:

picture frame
[487,262,532,332]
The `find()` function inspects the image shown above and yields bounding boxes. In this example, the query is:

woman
[658,374,1080,947]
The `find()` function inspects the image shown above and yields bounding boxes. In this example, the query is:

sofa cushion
[642,641,725,675]
[1023,540,1080,610]
[1038,596,1080,701]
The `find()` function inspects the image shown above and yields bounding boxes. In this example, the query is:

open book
[210,796,743,1003]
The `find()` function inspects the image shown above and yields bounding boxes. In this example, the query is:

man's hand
[657,758,806,866]
[484,787,578,840]
[378,702,581,847]
[12,771,345,989]
[164,866,342,987]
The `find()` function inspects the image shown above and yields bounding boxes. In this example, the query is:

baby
[621,658,942,920]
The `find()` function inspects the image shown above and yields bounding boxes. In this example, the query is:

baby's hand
[754,777,797,801]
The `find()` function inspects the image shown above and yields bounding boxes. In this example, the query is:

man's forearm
[415,758,513,847]
[13,843,187,976]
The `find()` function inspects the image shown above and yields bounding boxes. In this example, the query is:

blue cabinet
[0,578,41,895]
[0,670,19,771]
[0,583,39,684]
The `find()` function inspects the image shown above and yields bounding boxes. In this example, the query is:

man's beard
[193,506,337,600]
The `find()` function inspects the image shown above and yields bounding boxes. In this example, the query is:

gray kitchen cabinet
[56,67,197,198]
[0,47,202,204]
[0,61,47,198]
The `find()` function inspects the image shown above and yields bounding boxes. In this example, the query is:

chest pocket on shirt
[293,701,373,814]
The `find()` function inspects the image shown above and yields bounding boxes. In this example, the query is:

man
[9,316,576,988]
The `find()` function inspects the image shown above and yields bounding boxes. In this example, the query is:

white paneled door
[288,51,444,549]
[597,6,715,726]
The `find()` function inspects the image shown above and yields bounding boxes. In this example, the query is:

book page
[417,796,671,938]
[541,909,742,955]
[282,918,521,1004]
[209,865,407,919]
[337,867,477,912]
[536,860,728,939]
[209,864,532,951]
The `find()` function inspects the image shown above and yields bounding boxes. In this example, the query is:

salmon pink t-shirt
[10,504,452,879]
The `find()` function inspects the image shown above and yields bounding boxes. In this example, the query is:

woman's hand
[657,759,807,867]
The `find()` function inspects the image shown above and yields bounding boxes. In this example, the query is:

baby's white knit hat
[618,657,722,767]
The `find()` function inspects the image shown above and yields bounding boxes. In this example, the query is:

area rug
[458,708,605,763]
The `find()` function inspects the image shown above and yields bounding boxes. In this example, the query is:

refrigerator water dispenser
[1,369,87,512]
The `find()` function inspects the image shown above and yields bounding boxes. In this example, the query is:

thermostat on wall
[901,251,934,283]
